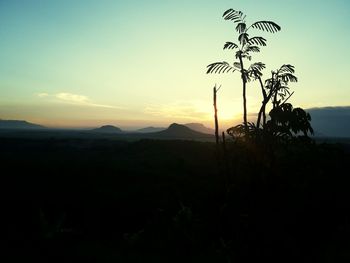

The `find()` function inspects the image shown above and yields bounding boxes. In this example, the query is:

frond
[279,85,290,91]
[206,62,236,74]
[238,33,249,45]
[248,62,265,78]
[223,9,245,23]
[249,62,265,72]
[278,64,295,74]
[245,45,260,53]
[280,73,298,83]
[233,62,241,69]
[223,42,238,50]
[251,21,281,33]
[235,22,246,34]
[227,122,259,138]
[248,36,267,46]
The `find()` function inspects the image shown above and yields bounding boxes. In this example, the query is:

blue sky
[0,0,349,128]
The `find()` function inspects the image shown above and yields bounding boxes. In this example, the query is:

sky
[0,0,349,129]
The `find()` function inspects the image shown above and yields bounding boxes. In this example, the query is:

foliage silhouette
[207,9,281,130]
[266,103,314,138]
[226,65,313,143]
[256,64,298,128]
[206,9,313,142]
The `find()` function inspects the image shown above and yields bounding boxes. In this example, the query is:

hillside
[0,119,45,129]
[184,123,214,134]
[146,123,214,140]
[136,126,166,133]
[308,106,350,138]
[90,125,123,133]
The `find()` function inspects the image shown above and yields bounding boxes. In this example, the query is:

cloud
[55,93,89,104]
[37,92,123,109]
[37,93,49,98]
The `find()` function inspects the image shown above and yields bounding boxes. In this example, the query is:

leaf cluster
[207,9,281,75]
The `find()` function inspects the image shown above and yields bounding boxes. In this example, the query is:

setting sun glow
[0,0,349,129]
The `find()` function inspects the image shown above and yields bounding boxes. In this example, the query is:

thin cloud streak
[37,92,124,109]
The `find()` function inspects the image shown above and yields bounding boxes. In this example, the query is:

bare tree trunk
[238,54,247,130]
[213,85,220,145]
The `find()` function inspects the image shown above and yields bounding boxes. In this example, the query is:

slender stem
[281,91,294,105]
[257,74,277,127]
[213,85,220,145]
[238,54,247,130]
[256,76,267,128]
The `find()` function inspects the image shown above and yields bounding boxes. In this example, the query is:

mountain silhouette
[307,106,350,137]
[147,123,213,139]
[91,125,123,133]
[184,123,214,134]
[136,126,166,133]
[0,119,45,129]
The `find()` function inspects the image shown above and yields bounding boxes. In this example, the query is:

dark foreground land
[1,136,350,262]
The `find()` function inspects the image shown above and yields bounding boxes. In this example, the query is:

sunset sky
[0,0,349,128]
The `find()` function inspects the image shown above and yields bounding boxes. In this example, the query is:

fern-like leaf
[248,62,265,79]
[280,73,298,82]
[233,62,241,69]
[223,42,238,50]
[223,9,244,23]
[278,64,295,74]
[251,21,281,33]
[206,62,236,74]
[246,45,260,53]
[249,62,266,72]
[248,37,267,46]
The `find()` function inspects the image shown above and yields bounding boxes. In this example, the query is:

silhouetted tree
[206,9,281,130]
[227,64,313,142]
[213,84,221,145]
[256,64,297,128]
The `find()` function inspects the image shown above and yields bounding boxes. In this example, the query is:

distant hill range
[136,123,214,134]
[307,106,350,138]
[184,123,214,134]
[3,111,348,140]
[137,126,166,133]
[90,125,123,133]
[0,119,45,129]
[145,123,213,140]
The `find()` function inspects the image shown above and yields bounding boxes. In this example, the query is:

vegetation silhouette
[207,9,281,130]
[213,84,221,145]
[207,9,313,143]
[2,136,349,262]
